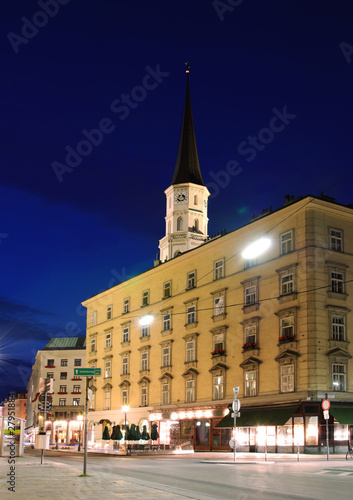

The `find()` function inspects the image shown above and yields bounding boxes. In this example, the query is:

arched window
[177,217,183,231]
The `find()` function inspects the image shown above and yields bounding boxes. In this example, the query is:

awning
[330,404,353,424]
[215,405,299,428]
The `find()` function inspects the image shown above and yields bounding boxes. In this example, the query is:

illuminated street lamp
[77,415,83,452]
[241,236,271,260]
[139,314,153,326]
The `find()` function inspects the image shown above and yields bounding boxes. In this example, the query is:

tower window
[177,217,183,231]
[194,194,198,205]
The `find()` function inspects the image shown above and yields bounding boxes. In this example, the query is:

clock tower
[159,66,210,262]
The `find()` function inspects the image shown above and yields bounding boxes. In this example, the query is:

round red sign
[322,399,330,411]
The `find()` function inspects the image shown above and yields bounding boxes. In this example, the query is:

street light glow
[139,314,153,326]
[241,236,271,259]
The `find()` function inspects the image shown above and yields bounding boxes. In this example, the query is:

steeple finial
[185,61,190,74]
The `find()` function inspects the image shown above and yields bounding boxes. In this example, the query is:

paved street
[1,449,353,499]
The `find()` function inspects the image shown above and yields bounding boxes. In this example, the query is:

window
[162,382,170,405]
[163,313,171,331]
[104,360,111,378]
[59,398,66,406]
[280,316,294,337]
[245,371,256,396]
[330,271,344,294]
[187,271,196,289]
[91,311,97,326]
[186,340,196,362]
[61,359,68,367]
[47,359,54,367]
[90,338,96,353]
[162,346,171,367]
[122,326,129,343]
[280,364,294,393]
[244,326,256,345]
[280,230,293,255]
[73,385,81,393]
[194,194,198,205]
[245,258,257,269]
[107,305,112,320]
[122,356,129,375]
[177,217,183,231]
[142,290,149,306]
[60,372,67,380]
[104,391,111,410]
[163,281,171,298]
[245,285,257,305]
[186,379,195,402]
[280,272,294,295]
[123,298,130,313]
[105,332,112,348]
[214,259,224,280]
[140,384,148,406]
[47,372,54,379]
[122,389,128,406]
[187,305,196,324]
[73,398,80,406]
[332,315,345,341]
[141,352,148,371]
[214,296,224,316]
[213,375,224,400]
[74,359,81,367]
[213,333,224,352]
[329,228,343,252]
[333,363,346,391]
[59,385,67,393]
[141,325,149,338]
[194,219,199,231]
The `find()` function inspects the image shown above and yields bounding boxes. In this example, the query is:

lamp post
[122,405,129,437]
[77,415,83,452]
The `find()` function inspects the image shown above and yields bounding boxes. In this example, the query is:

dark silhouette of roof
[43,337,86,350]
[171,74,205,186]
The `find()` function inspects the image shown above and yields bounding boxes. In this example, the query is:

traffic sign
[39,393,52,404]
[322,399,331,411]
[74,368,101,376]
[323,410,330,420]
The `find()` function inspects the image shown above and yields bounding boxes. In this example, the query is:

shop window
[305,416,318,446]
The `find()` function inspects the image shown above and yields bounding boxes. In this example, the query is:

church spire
[170,63,205,186]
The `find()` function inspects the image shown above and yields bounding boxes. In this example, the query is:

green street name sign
[74,368,101,376]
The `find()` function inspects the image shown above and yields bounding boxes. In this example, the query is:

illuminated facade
[82,75,353,453]
[26,337,86,445]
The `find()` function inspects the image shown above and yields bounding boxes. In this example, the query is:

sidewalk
[0,454,212,500]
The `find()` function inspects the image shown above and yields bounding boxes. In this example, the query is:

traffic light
[44,377,53,393]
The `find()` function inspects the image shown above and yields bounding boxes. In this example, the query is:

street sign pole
[322,394,331,461]
[83,376,90,475]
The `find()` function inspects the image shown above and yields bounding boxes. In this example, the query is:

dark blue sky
[1,0,353,400]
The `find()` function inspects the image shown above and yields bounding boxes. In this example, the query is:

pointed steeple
[171,64,205,186]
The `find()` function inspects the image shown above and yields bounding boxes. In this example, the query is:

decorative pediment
[137,376,150,385]
[275,349,300,361]
[239,356,261,368]
[159,372,173,381]
[118,379,131,387]
[209,362,228,373]
[326,347,352,358]
[182,367,199,378]
[102,382,112,390]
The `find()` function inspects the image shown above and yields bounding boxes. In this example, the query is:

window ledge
[104,346,112,352]
[184,322,198,330]
[89,350,97,355]
[140,335,150,342]
[140,304,149,308]
[329,339,349,349]
[212,313,227,322]
[121,340,131,347]
[278,292,297,304]
[327,292,348,301]
[242,303,259,313]
[242,348,260,359]
[161,329,173,337]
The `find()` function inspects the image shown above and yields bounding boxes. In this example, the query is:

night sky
[1,0,353,400]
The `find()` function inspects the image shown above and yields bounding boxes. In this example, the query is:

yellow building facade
[82,74,353,453]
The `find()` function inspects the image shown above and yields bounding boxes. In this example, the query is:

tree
[151,423,159,441]
[141,425,150,440]
[102,425,110,440]
[111,425,123,441]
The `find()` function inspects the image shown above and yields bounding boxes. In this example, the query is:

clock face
[175,191,188,203]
